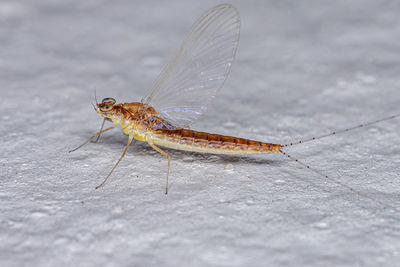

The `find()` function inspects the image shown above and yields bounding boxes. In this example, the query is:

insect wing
[141,4,240,128]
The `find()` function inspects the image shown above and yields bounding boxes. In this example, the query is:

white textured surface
[1,1,400,266]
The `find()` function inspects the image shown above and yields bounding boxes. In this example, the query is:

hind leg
[148,142,170,194]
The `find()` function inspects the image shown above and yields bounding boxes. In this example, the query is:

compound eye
[100,105,113,112]
[101,97,116,105]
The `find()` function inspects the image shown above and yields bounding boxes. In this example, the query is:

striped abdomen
[150,128,282,155]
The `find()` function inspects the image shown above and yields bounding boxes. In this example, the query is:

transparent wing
[141,4,240,128]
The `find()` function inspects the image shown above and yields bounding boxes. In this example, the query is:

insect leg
[69,125,116,153]
[91,118,106,143]
[95,135,134,189]
[148,142,171,195]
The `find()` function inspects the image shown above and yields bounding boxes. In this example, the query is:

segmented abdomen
[150,128,282,155]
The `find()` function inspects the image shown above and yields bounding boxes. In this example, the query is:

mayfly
[70,4,400,212]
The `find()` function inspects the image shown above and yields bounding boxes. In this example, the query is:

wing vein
[141,4,240,128]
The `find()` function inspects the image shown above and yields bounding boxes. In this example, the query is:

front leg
[148,141,171,194]
[91,118,106,143]
[69,124,116,153]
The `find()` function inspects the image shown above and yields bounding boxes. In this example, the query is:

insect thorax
[110,102,176,142]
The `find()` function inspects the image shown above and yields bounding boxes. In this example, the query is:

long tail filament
[283,113,400,147]
[278,149,399,213]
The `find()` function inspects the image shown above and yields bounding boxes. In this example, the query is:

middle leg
[95,135,134,189]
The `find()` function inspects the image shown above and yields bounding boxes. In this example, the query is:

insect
[70,4,399,212]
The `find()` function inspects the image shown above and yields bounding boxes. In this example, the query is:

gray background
[1,0,400,266]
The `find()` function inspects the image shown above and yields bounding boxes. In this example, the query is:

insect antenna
[278,149,399,213]
[283,113,400,147]
[94,88,99,105]
[91,89,105,143]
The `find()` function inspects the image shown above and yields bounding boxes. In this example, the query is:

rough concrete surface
[1,1,400,266]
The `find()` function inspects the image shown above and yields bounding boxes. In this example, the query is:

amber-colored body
[102,102,282,155]
[68,100,281,192]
